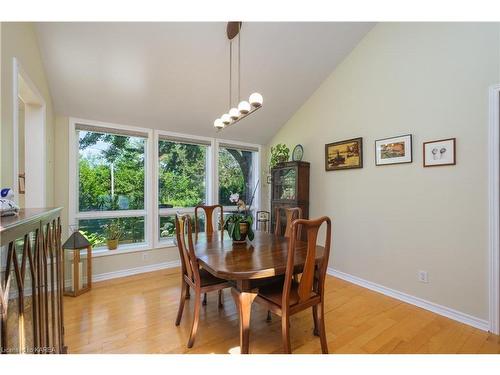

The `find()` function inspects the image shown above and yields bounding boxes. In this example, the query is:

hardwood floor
[63,268,500,354]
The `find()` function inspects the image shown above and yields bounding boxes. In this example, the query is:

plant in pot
[224,182,259,244]
[104,221,122,250]
[270,143,290,169]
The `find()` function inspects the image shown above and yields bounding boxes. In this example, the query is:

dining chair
[254,216,332,354]
[274,207,302,239]
[174,213,231,348]
[194,204,224,305]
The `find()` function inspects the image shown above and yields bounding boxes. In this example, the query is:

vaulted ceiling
[35,22,374,144]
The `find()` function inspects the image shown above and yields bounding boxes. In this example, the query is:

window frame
[69,117,261,255]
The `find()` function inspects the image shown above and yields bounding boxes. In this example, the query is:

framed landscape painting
[423,138,456,167]
[375,134,412,166]
[325,137,363,171]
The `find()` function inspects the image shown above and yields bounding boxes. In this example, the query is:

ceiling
[35,22,374,144]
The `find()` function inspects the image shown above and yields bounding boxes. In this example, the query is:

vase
[232,222,249,244]
[107,239,118,250]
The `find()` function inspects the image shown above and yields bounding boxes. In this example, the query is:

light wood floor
[64,268,500,354]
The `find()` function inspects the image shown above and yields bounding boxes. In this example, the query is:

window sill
[91,240,176,258]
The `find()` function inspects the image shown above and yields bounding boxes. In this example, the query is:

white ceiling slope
[35,22,374,144]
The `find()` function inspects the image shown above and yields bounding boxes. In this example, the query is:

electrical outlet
[417,270,428,283]
[142,252,149,261]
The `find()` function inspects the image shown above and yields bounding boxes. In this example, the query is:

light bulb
[214,118,224,129]
[249,92,263,107]
[229,107,240,120]
[238,101,251,114]
[221,113,231,125]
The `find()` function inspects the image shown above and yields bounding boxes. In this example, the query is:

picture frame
[18,173,25,194]
[325,137,363,171]
[266,175,272,184]
[423,138,456,167]
[375,134,412,166]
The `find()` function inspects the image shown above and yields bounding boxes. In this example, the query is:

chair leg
[218,290,224,308]
[312,305,319,336]
[317,302,328,354]
[187,289,202,348]
[202,292,207,306]
[185,286,190,299]
[175,281,188,326]
[281,313,291,354]
[266,310,272,322]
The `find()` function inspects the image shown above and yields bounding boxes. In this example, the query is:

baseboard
[327,267,489,332]
[93,260,181,283]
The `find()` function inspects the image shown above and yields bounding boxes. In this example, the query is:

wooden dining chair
[194,204,224,305]
[254,216,332,354]
[274,207,302,239]
[174,213,231,348]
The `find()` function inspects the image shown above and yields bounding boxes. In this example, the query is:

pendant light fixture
[214,22,263,130]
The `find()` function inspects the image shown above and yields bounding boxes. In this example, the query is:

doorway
[13,58,46,208]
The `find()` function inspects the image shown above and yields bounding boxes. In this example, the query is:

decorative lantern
[62,230,92,297]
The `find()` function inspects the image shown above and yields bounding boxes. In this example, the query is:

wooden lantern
[62,231,92,297]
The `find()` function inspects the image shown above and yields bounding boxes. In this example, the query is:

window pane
[158,140,207,209]
[79,217,145,247]
[218,147,256,206]
[78,130,145,212]
[159,214,205,240]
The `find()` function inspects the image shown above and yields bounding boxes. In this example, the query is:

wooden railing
[0,208,66,354]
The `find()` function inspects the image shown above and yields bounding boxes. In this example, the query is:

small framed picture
[423,138,456,167]
[18,173,25,194]
[266,175,272,184]
[325,137,363,171]
[375,134,412,166]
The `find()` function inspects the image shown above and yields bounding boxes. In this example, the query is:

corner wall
[267,23,500,320]
[1,22,55,205]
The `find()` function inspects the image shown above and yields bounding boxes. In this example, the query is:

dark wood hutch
[271,161,310,233]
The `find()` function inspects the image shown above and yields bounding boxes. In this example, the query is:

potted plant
[104,221,122,250]
[270,143,290,169]
[224,183,259,244]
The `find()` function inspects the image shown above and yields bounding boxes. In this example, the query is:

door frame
[12,57,47,207]
[488,83,500,334]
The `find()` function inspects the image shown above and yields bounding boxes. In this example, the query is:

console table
[0,208,66,354]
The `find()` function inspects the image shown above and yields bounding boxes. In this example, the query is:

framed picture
[375,134,412,166]
[266,175,272,184]
[423,138,456,167]
[325,137,363,171]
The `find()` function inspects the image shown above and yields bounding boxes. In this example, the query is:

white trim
[488,84,500,335]
[12,57,47,207]
[93,260,181,283]
[328,268,489,332]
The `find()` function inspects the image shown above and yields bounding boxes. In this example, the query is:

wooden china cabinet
[271,161,310,233]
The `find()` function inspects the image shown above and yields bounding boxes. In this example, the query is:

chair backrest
[194,205,224,239]
[283,216,332,307]
[274,207,302,239]
[256,210,270,231]
[175,213,201,285]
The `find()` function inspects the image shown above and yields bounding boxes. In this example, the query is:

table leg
[231,286,257,354]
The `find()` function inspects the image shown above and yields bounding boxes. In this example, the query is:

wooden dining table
[193,231,325,354]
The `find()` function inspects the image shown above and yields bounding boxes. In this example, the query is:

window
[72,123,151,249]
[158,136,210,241]
[218,144,259,210]
[69,119,260,253]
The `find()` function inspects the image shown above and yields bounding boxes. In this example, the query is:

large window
[158,137,210,240]
[73,124,150,248]
[70,119,260,252]
[218,145,258,209]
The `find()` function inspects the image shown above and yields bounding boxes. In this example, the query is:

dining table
[192,231,325,354]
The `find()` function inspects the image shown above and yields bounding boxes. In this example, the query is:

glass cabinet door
[272,167,297,201]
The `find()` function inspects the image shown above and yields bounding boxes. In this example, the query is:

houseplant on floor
[224,182,259,244]
[104,220,122,250]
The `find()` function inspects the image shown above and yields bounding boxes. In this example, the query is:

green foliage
[218,148,252,205]
[224,214,254,241]
[270,143,290,169]
[79,230,106,247]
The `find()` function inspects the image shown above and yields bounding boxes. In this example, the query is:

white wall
[267,23,500,320]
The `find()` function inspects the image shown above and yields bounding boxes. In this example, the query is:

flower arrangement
[224,182,259,243]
